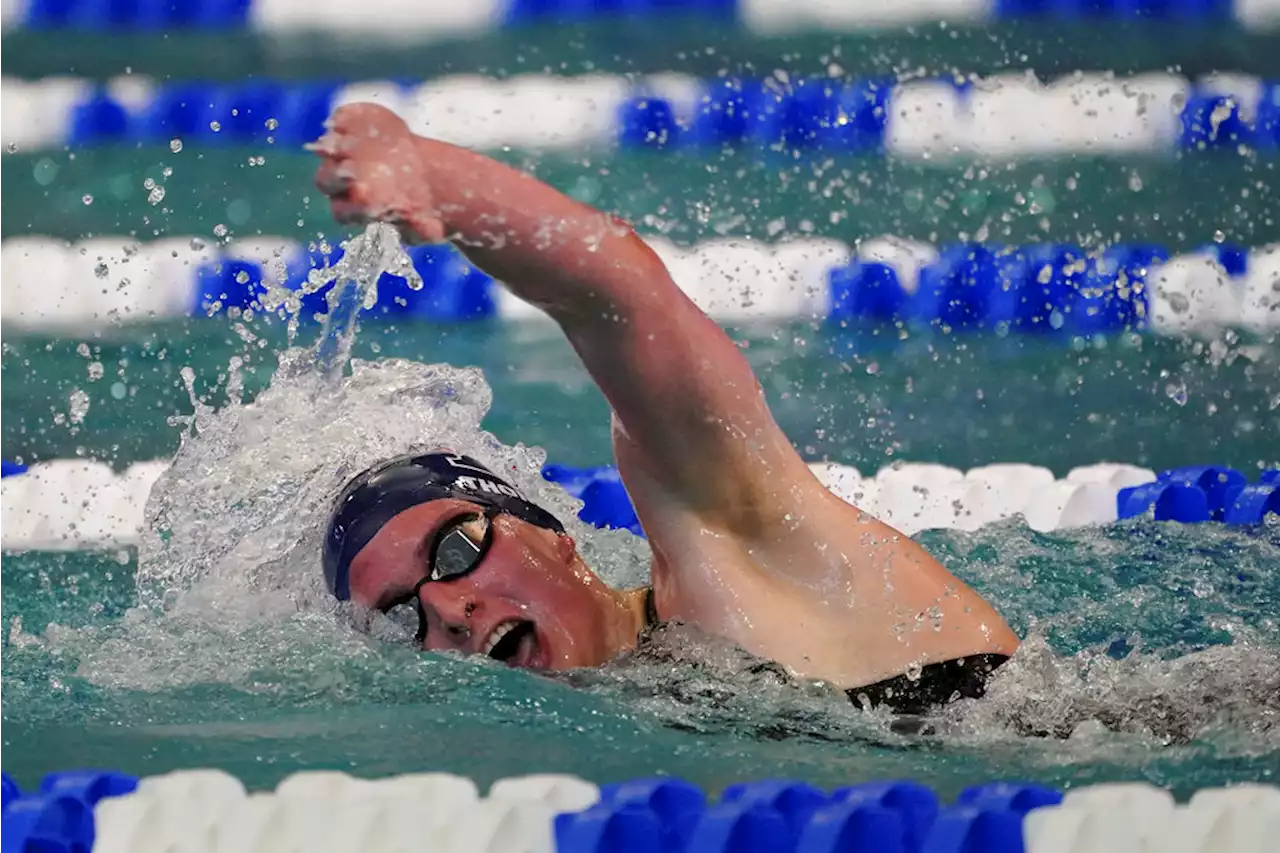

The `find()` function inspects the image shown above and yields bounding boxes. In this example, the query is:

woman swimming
[312,103,1020,714]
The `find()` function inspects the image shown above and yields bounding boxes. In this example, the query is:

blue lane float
[1,460,29,478]
[994,0,1235,20]
[23,0,252,30]
[70,80,339,149]
[16,0,1259,30]
[828,242,1171,334]
[47,75,1280,154]
[146,237,1255,336]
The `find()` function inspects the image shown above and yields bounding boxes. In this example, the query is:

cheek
[485,561,591,627]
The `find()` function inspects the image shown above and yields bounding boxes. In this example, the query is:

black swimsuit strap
[642,585,660,628]
[847,653,1010,715]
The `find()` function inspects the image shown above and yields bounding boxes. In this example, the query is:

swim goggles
[384,507,499,641]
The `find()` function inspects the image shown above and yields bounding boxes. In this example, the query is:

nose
[416,587,478,651]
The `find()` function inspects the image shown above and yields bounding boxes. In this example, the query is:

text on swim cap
[454,475,524,500]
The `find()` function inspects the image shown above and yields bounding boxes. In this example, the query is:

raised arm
[315,104,815,532]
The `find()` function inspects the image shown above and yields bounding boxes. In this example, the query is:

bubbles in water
[94,263,109,279]
[148,186,165,205]
[6,142,17,153]
[1167,292,1191,315]
[1166,379,1189,406]
[82,194,93,205]
[213,224,228,238]
[170,139,183,153]
[209,121,221,132]
[68,388,90,424]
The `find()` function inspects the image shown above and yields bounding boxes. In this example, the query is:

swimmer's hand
[309,103,447,245]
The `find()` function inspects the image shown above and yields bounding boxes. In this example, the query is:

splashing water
[137,223,648,625]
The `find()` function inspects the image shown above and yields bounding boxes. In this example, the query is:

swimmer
[311,103,1020,714]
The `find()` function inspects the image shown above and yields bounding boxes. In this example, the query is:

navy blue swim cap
[323,451,565,600]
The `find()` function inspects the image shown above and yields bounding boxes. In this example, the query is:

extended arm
[312,105,813,532]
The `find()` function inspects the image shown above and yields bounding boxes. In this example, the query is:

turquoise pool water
[3,308,1278,797]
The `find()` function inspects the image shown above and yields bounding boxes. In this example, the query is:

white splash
[138,225,648,621]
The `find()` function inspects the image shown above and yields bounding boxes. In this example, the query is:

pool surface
[4,316,1278,797]
[3,3,1280,829]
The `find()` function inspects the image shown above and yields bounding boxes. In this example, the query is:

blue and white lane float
[2,766,1278,853]
[1,71,1277,155]
[1,234,1277,335]
[2,458,1275,553]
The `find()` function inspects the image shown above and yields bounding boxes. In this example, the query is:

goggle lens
[430,514,491,581]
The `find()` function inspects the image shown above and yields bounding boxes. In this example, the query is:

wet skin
[316,103,1021,690]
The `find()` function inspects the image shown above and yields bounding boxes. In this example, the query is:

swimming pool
[4,304,1279,798]
[4,6,1280,851]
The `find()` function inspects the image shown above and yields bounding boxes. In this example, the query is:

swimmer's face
[346,499,633,670]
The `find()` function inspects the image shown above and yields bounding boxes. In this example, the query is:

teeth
[481,620,521,656]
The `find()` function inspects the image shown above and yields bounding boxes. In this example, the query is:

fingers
[307,104,406,160]
[322,103,411,145]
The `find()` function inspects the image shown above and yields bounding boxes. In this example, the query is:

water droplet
[68,388,91,424]
[33,157,58,186]
[1166,380,1189,407]
[170,138,183,153]
[82,194,94,205]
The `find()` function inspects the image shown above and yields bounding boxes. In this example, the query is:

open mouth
[481,619,537,666]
